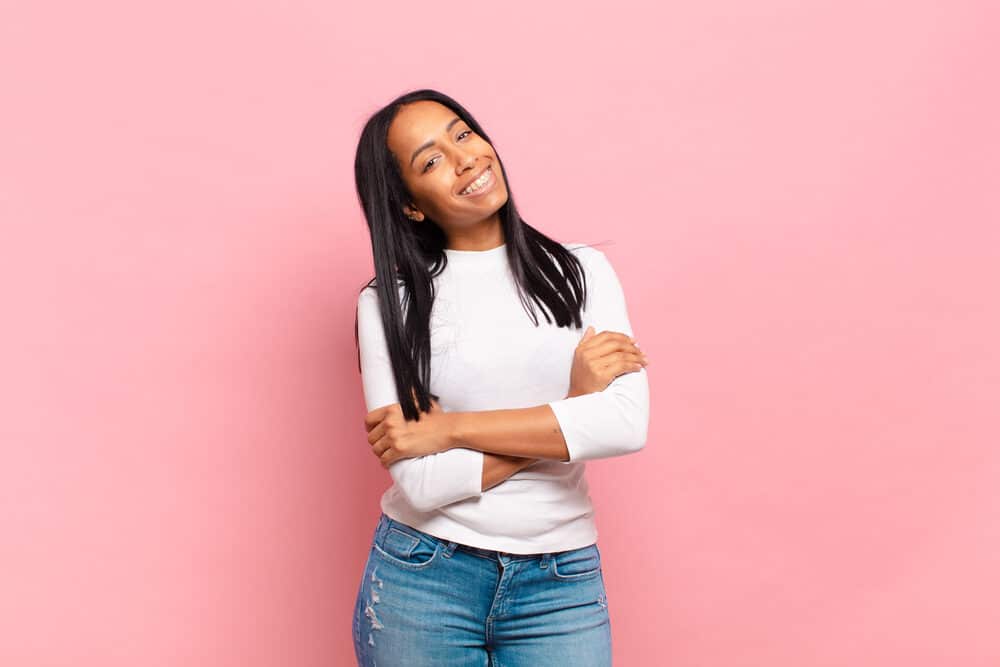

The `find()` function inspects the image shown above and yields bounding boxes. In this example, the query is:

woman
[351,88,650,666]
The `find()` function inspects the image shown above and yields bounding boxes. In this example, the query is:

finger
[614,350,648,367]
[610,350,647,368]
[595,351,644,375]
[589,339,642,360]
[579,330,634,353]
[367,419,386,446]
[608,356,647,381]
[380,449,396,468]
[364,405,393,431]
[371,433,389,458]
[586,337,645,361]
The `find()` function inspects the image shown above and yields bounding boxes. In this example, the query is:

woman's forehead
[390,102,459,146]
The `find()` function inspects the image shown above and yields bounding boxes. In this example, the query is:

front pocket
[551,544,602,580]
[372,526,440,570]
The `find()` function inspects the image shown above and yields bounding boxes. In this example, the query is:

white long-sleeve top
[356,241,649,554]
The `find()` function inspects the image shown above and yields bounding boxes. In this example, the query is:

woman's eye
[421,131,473,172]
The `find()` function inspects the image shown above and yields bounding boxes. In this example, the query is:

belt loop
[540,552,551,569]
[442,540,458,558]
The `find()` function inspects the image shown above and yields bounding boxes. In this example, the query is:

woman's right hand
[566,326,648,398]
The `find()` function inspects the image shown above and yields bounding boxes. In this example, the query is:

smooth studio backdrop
[1,0,998,665]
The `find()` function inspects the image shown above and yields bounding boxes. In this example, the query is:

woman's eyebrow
[409,117,463,167]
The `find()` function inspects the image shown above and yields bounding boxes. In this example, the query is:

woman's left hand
[364,395,454,468]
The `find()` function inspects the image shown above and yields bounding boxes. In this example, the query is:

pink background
[2,0,998,665]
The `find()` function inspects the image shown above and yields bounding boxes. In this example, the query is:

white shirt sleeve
[546,248,651,462]
[356,287,485,512]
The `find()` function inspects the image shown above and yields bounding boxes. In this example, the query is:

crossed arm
[368,400,576,492]
[471,401,575,492]
[482,453,542,491]
[356,247,649,512]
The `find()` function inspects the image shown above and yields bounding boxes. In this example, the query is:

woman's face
[386,100,509,235]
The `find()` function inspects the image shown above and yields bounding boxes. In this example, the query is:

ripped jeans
[353,513,613,666]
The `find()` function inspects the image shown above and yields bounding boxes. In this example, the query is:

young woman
[351,89,650,666]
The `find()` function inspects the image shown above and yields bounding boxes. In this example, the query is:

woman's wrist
[440,411,462,451]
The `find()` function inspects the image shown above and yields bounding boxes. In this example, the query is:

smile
[459,166,496,197]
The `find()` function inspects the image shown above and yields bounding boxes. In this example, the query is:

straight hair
[353,88,599,421]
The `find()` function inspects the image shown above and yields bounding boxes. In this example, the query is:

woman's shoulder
[560,241,613,272]
[356,278,408,315]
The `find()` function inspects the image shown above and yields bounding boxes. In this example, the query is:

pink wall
[2,0,998,665]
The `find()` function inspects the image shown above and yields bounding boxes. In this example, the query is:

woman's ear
[402,204,424,222]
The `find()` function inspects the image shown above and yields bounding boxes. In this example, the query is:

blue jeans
[353,513,613,666]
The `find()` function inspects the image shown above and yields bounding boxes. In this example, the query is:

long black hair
[353,88,598,421]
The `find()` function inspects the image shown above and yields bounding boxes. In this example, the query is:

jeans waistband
[376,513,565,564]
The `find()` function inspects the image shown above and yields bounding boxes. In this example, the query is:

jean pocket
[551,544,602,580]
[372,524,441,570]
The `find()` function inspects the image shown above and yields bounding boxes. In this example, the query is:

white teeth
[461,167,491,195]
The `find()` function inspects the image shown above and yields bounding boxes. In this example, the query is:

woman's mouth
[458,166,496,197]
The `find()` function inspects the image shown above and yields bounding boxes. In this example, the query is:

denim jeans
[353,513,613,666]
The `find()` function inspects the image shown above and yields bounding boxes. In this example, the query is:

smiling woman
[386,100,510,246]
[350,88,649,666]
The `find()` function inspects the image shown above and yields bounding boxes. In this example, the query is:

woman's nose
[456,152,477,174]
